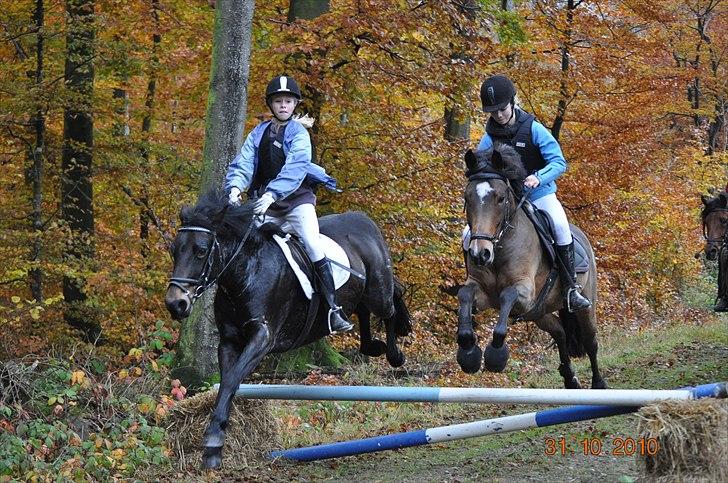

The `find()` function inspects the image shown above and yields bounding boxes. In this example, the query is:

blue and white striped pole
[231,382,726,407]
[269,382,726,462]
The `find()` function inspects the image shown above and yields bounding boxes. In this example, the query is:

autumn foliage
[0,0,726,359]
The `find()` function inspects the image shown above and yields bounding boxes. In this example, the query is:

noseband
[168,218,256,302]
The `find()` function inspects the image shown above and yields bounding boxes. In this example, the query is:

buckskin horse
[701,188,728,311]
[165,192,411,468]
[456,143,607,390]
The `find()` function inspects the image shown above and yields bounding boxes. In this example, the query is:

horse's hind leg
[534,314,581,389]
[576,308,607,389]
[202,319,272,469]
[358,305,386,357]
[384,314,405,367]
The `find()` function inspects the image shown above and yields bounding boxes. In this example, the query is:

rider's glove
[253,192,276,215]
[228,187,242,206]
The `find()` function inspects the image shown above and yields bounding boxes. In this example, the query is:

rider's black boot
[556,242,592,312]
[314,259,354,334]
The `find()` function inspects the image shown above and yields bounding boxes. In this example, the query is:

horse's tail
[558,309,586,357]
[392,276,412,337]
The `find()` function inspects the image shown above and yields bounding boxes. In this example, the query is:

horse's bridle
[168,218,255,302]
[466,173,530,249]
[702,208,728,245]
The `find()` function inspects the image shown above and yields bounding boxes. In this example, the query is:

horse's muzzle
[165,286,192,320]
[705,243,719,261]
[469,245,494,267]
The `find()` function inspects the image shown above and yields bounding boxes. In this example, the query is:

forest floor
[158,312,727,482]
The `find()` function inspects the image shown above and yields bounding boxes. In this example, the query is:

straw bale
[637,398,727,481]
[164,389,280,472]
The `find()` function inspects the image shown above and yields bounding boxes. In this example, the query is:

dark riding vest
[250,122,315,217]
[486,109,547,174]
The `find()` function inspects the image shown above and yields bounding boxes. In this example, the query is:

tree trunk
[551,0,576,141]
[444,0,477,141]
[139,0,161,264]
[173,0,255,388]
[287,0,330,22]
[29,0,45,303]
[61,0,98,341]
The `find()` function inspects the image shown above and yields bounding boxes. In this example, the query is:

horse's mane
[466,142,528,197]
[701,191,728,220]
[469,142,527,181]
[180,190,284,241]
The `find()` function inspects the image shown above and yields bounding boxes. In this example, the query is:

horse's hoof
[361,339,387,357]
[387,350,405,368]
[202,446,222,469]
[483,342,509,373]
[592,378,608,389]
[565,376,582,389]
[457,345,483,374]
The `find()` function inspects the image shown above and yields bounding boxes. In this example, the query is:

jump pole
[268,382,726,462]
[230,382,727,407]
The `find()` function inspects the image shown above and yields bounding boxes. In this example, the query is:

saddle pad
[461,223,589,273]
[272,234,352,299]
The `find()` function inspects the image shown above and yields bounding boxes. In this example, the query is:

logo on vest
[516,141,526,148]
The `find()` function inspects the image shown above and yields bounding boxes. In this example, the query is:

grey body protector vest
[486,108,547,174]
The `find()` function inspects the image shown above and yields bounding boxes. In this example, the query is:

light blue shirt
[224,119,338,200]
[477,119,567,201]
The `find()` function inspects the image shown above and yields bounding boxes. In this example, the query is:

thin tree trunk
[173,0,256,387]
[551,0,576,141]
[139,0,161,264]
[61,0,98,341]
[28,0,46,303]
[444,0,477,141]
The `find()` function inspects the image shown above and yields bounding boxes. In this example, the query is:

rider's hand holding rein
[228,187,242,206]
[524,174,540,189]
[253,192,275,215]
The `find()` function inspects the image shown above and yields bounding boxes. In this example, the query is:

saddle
[271,233,363,299]
[523,204,590,273]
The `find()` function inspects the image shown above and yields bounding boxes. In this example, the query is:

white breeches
[258,203,326,262]
[532,193,572,245]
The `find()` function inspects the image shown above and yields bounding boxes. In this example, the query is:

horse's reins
[168,217,256,302]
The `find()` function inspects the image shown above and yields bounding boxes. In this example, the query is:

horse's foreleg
[456,283,482,373]
[483,286,519,373]
[534,313,581,389]
[202,320,272,469]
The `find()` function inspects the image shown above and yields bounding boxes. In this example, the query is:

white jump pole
[229,382,727,407]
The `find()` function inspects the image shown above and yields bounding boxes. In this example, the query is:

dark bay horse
[456,144,607,390]
[701,189,728,312]
[165,192,411,468]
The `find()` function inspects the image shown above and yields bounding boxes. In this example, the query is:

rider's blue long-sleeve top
[224,119,338,200]
[477,120,567,201]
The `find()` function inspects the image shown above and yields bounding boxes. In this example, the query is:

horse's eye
[193,244,208,259]
[496,194,505,205]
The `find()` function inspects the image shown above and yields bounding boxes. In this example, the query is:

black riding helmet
[480,75,516,112]
[265,75,302,104]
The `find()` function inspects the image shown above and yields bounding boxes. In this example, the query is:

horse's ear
[719,192,728,207]
[464,149,478,174]
[701,194,711,206]
[491,149,504,170]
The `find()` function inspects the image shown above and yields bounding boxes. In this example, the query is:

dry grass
[163,389,281,473]
[637,398,727,481]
